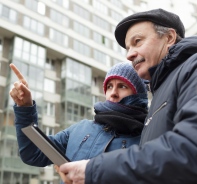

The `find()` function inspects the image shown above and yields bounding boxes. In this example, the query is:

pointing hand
[9,63,33,106]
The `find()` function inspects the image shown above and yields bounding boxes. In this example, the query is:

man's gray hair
[153,24,182,43]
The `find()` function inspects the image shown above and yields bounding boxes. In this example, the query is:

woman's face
[105,79,134,102]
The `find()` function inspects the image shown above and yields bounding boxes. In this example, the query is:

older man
[59,8,197,184]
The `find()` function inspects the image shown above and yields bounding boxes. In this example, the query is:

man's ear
[166,29,177,48]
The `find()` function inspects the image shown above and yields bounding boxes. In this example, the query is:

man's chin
[136,70,150,80]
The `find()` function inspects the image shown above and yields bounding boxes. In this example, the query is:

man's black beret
[115,8,185,48]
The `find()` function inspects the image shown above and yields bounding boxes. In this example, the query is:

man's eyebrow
[125,35,139,50]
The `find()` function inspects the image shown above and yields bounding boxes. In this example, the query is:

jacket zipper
[103,134,116,152]
[72,134,90,160]
[80,135,90,146]
[145,101,167,126]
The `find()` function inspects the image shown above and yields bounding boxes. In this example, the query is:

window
[51,0,69,8]
[66,101,92,125]
[66,58,91,85]
[110,0,122,8]
[111,10,123,21]
[29,65,44,90]
[10,60,28,82]
[44,102,55,116]
[13,37,46,66]
[37,1,45,15]
[31,90,43,113]
[92,0,108,15]
[92,95,99,105]
[49,28,68,47]
[43,126,55,136]
[93,15,109,31]
[73,21,90,38]
[73,40,90,57]
[11,60,44,92]
[93,32,109,47]
[73,4,90,20]
[50,9,69,27]
[46,58,55,70]
[94,50,110,66]
[44,78,55,93]
[25,0,46,15]
[0,4,17,23]
[112,41,126,56]
[23,16,45,35]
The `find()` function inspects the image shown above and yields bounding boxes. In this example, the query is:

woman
[10,62,148,169]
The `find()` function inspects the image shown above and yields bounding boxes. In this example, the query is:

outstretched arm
[10,63,52,166]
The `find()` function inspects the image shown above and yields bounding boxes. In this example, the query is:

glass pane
[36,68,44,81]
[2,6,9,18]
[14,37,23,49]
[67,101,72,113]
[31,43,37,55]
[63,35,68,47]
[0,4,2,14]
[10,9,17,22]
[66,59,73,78]
[21,63,28,78]
[29,78,36,88]
[37,22,44,35]
[31,19,37,32]
[14,48,22,58]
[22,174,29,184]
[22,52,29,61]
[30,55,37,64]
[38,46,45,59]
[3,172,11,184]
[29,65,37,79]
[74,104,78,115]
[38,2,45,15]
[44,78,55,93]
[23,40,30,52]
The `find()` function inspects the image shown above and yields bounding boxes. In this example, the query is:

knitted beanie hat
[103,62,147,94]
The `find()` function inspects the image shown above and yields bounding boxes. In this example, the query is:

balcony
[0,156,40,174]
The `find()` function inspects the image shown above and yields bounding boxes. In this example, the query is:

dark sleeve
[85,60,197,184]
[14,101,70,167]
[85,130,197,184]
[14,101,52,166]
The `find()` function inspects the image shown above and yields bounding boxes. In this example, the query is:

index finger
[10,63,25,81]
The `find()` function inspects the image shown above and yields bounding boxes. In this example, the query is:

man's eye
[107,85,112,89]
[135,39,141,44]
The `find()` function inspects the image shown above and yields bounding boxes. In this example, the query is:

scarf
[94,94,148,136]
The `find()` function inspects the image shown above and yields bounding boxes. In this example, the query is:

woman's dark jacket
[85,36,197,184]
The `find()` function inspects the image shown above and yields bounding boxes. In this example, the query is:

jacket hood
[150,36,197,92]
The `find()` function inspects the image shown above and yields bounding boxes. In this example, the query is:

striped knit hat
[103,62,147,94]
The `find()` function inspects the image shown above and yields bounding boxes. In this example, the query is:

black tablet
[22,123,70,166]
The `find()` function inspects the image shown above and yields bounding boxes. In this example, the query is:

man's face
[125,21,169,80]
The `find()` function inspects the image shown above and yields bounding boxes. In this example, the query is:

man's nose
[126,48,137,62]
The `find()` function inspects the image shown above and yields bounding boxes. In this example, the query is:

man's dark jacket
[85,36,197,184]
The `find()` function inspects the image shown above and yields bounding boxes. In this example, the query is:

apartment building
[0,0,196,184]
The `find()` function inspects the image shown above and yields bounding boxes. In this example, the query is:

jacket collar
[149,36,197,93]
